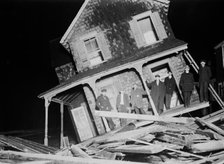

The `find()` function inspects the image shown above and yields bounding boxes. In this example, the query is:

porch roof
[38,38,187,100]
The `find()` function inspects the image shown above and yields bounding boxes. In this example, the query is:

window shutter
[75,39,90,70]
[151,11,167,40]
[129,19,145,48]
[96,32,112,61]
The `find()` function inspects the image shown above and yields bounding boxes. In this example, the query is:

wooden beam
[161,102,209,117]
[95,111,194,124]
[196,117,224,136]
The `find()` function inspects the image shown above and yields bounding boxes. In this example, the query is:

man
[198,60,212,102]
[96,89,115,130]
[147,74,165,114]
[130,84,147,114]
[179,65,194,108]
[116,90,130,126]
[164,71,176,109]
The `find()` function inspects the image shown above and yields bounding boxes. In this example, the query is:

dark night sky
[1,0,224,131]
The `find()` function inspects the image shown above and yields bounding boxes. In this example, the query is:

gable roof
[60,0,170,47]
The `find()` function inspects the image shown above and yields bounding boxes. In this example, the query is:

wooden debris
[0,135,57,154]
[196,117,224,136]
[191,140,224,153]
[71,144,92,158]
[0,150,146,164]
[95,111,194,124]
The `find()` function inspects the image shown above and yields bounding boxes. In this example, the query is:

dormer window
[137,17,158,45]
[129,11,167,48]
[84,37,104,67]
[72,32,112,72]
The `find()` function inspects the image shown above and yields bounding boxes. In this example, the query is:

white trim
[132,10,152,20]
[80,31,98,41]
[60,0,90,45]
[40,43,188,100]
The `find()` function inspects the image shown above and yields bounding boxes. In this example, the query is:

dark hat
[155,74,160,77]
[101,88,107,92]
[200,60,206,63]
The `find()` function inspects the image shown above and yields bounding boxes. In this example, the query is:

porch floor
[161,101,210,117]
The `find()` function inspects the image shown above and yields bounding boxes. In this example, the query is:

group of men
[96,60,212,130]
[179,60,211,108]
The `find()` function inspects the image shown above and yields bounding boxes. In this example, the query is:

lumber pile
[57,117,224,163]
[1,113,224,163]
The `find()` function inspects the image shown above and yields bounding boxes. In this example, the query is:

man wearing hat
[198,60,212,102]
[96,88,115,130]
[146,74,166,114]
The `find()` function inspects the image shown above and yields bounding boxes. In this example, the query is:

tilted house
[39,0,217,146]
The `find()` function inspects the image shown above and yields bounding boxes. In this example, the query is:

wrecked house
[38,0,224,149]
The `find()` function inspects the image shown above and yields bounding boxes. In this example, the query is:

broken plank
[162,101,209,117]
[191,140,224,153]
[94,124,165,143]
[107,144,164,154]
[71,144,92,158]
[128,138,205,159]
[196,117,224,136]
[95,111,194,124]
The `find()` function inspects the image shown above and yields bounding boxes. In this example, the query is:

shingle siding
[67,0,173,72]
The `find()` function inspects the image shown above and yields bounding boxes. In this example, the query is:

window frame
[81,32,105,67]
[133,11,160,46]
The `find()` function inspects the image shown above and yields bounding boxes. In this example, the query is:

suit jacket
[179,72,194,92]
[147,80,165,98]
[96,94,113,111]
[164,76,176,95]
[199,66,211,83]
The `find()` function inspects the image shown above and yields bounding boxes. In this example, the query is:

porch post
[44,97,50,146]
[133,65,159,116]
[60,102,64,148]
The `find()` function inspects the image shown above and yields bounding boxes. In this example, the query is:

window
[129,11,167,48]
[84,37,104,67]
[137,17,158,45]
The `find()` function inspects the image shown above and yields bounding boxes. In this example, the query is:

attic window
[137,17,158,45]
[84,37,104,67]
[129,11,167,48]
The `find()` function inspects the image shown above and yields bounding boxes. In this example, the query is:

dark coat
[199,66,211,83]
[164,76,176,95]
[96,94,113,111]
[179,72,195,92]
[147,80,166,99]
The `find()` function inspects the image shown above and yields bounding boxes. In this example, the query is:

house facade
[39,0,212,146]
